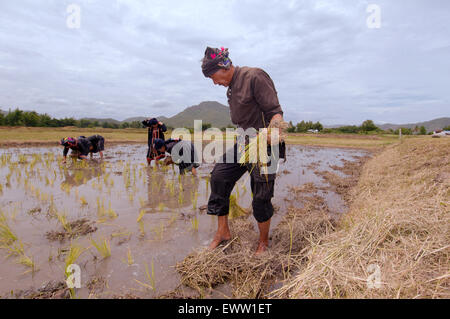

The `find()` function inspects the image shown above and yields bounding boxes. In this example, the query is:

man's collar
[229,66,239,88]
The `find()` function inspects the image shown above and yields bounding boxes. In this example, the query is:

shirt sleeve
[252,69,283,122]
[160,124,167,132]
[63,147,69,157]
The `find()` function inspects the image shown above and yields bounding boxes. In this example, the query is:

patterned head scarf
[60,137,76,146]
[201,46,232,78]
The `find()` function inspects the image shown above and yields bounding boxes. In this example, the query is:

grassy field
[0,126,408,149]
[273,137,450,298]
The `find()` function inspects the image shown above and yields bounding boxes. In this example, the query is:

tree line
[0,108,143,129]
[287,119,430,135]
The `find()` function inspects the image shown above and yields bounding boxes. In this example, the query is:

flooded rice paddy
[0,144,369,298]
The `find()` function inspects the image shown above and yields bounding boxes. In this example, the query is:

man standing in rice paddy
[201,46,287,254]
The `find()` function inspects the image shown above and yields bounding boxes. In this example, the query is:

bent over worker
[79,135,105,159]
[201,46,287,255]
[153,138,200,176]
[142,118,167,165]
[60,136,93,164]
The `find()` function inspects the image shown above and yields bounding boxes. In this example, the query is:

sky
[0,0,449,125]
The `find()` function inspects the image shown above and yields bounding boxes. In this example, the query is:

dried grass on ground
[272,138,450,298]
[176,192,335,298]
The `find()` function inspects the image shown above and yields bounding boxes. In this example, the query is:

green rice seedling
[152,222,164,241]
[137,209,145,223]
[0,183,3,194]
[56,212,71,233]
[107,203,118,219]
[192,191,198,210]
[127,247,134,265]
[80,196,88,206]
[167,214,177,227]
[18,154,27,164]
[139,197,146,208]
[229,195,249,219]
[158,203,165,212]
[65,242,84,298]
[91,238,111,258]
[178,192,184,206]
[128,193,134,203]
[190,216,199,232]
[16,253,37,274]
[0,212,18,245]
[138,220,145,237]
[135,259,156,291]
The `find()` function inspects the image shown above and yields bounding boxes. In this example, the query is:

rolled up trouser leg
[250,178,275,223]
[207,162,247,217]
[97,136,105,152]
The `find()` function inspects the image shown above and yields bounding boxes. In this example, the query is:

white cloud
[0,0,448,124]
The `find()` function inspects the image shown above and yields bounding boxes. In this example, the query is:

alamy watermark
[164,120,283,175]
[366,264,381,289]
[66,263,81,289]
[367,4,381,29]
[66,4,81,29]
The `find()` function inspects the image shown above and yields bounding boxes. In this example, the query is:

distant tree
[337,125,360,134]
[419,126,427,135]
[313,121,323,131]
[202,123,212,131]
[360,120,378,132]
[129,121,143,129]
[0,112,4,125]
[120,122,130,129]
[443,125,450,131]
[395,127,412,135]
[287,121,296,133]
[5,109,24,126]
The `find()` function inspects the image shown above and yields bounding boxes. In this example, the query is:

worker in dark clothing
[79,135,105,159]
[201,46,288,255]
[153,138,200,176]
[60,136,93,163]
[142,118,167,165]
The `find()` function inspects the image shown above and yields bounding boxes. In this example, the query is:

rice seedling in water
[56,212,71,233]
[152,222,165,241]
[16,253,38,274]
[137,209,146,223]
[80,196,88,206]
[126,247,134,266]
[158,203,165,212]
[191,216,199,232]
[229,194,249,219]
[107,203,118,219]
[65,243,84,298]
[0,212,18,245]
[139,197,146,208]
[91,238,111,258]
[135,259,156,291]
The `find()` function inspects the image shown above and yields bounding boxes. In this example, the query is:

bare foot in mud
[208,233,231,250]
[255,241,269,256]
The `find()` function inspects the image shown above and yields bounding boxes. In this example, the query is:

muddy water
[0,144,369,298]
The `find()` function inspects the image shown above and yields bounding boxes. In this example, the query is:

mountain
[81,101,232,128]
[162,101,232,128]
[80,117,121,124]
[377,117,450,132]
[122,116,169,123]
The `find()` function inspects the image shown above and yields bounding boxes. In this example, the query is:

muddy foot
[208,235,231,250]
[255,242,269,256]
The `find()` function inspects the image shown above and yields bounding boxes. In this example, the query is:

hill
[377,117,450,132]
[82,101,232,128]
[162,101,232,128]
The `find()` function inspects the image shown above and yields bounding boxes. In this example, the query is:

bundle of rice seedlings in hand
[229,195,250,219]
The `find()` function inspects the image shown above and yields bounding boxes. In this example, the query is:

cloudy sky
[0,0,449,125]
